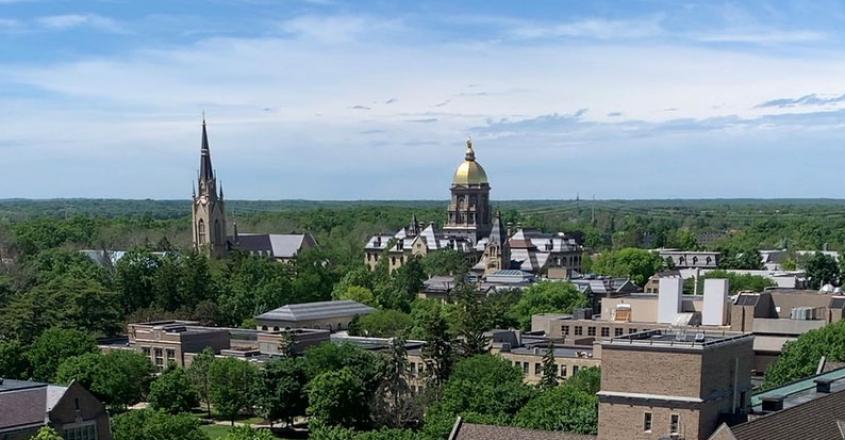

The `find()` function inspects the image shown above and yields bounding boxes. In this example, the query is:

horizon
[4,0,845,199]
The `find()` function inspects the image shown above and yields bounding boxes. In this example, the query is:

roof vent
[761,395,784,412]
[815,377,834,393]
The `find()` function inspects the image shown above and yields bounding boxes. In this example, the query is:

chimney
[761,396,784,412]
[658,277,684,324]
[703,278,729,326]
[815,377,834,393]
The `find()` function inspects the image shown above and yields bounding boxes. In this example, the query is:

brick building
[597,329,753,440]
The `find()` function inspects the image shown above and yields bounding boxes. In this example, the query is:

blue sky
[3,0,845,199]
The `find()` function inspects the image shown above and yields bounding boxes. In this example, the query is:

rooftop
[603,328,750,349]
[751,366,845,413]
[0,378,46,393]
[256,300,375,323]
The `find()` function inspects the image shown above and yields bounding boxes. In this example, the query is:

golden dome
[452,139,488,185]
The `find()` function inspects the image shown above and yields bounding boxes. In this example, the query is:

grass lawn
[200,424,236,439]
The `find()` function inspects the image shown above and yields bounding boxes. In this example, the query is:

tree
[335,285,378,307]
[30,426,64,440]
[419,301,454,388]
[538,341,558,389]
[220,427,275,440]
[350,309,412,338]
[513,384,598,434]
[421,250,469,277]
[423,355,533,439]
[111,409,208,440]
[453,283,490,356]
[187,347,215,418]
[302,342,385,394]
[592,248,665,286]
[371,337,416,428]
[696,270,775,294]
[56,350,152,409]
[0,339,29,379]
[148,367,200,414]
[115,249,160,313]
[209,357,259,425]
[28,327,97,381]
[307,368,368,429]
[764,320,845,389]
[805,252,840,289]
[509,282,588,330]
[256,357,308,427]
[719,246,763,270]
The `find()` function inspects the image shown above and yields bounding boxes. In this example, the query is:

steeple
[199,118,214,184]
[465,138,475,161]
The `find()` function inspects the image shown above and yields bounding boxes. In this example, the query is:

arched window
[214,219,222,244]
[197,219,206,245]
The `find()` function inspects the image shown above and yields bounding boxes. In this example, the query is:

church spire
[199,118,214,184]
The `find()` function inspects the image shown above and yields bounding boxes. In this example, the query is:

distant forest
[4,198,845,257]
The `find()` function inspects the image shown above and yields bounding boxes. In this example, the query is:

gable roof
[449,418,596,440]
[718,388,845,440]
[234,232,315,258]
[0,379,47,432]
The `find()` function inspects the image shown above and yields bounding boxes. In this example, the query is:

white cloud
[692,29,826,44]
[35,14,125,33]
[507,16,664,40]
[277,14,403,43]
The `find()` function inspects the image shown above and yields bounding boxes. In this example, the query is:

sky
[2,0,845,200]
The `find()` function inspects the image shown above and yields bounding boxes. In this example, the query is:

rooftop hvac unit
[790,307,814,320]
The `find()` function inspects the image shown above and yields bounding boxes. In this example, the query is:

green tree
[538,341,558,390]
[331,267,374,298]
[335,285,378,307]
[302,342,385,393]
[187,347,216,418]
[256,357,308,427]
[453,283,491,356]
[56,351,152,409]
[805,252,840,289]
[719,246,763,270]
[30,426,64,440]
[209,357,259,425]
[513,384,598,434]
[217,254,295,327]
[0,339,29,379]
[28,327,97,381]
[350,309,412,338]
[115,249,160,313]
[371,337,415,428]
[308,368,369,429]
[764,320,845,388]
[148,367,200,414]
[509,281,588,330]
[697,270,775,294]
[420,250,469,277]
[592,248,665,286]
[419,301,454,388]
[423,355,533,439]
[111,409,208,440]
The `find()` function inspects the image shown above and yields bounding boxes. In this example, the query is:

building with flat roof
[120,320,230,369]
[0,380,111,440]
[255,300,375,332]
[597,329,753,440]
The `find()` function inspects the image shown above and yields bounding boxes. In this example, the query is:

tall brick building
[597,329,753,440]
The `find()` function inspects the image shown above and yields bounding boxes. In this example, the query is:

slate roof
[718,387,845,440]
[256,300,374,323]
[449,418,596,440]
[0,380,47,432]
[233,233,315,258]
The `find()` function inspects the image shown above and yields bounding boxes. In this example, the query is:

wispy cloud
[507,16,664,40]
[407,118,437,123]
[350,105,371,110]
[756,92,845,108]
[692,29,826,44]
[277,14,403,43]
[35,14,126,33]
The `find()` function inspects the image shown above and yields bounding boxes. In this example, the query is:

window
[63,422,97,440]
[574,326,583,336]
[629,328,637,334]
[561,325,570,336]
[154,348,164,368]
[587,327,596,336]
[534,363,541,376]
[522,362,529,374]
[197,220,206,245]
[614,328,624,336]
[573,366,580,376]
[142,347,151,358]
[601,327,610,337]
[670,414,680,435]
[643,412,652,432]
[560,365,567,377]
[166,348,176,364]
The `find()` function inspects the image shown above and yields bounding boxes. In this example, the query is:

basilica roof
[452,139,489,186]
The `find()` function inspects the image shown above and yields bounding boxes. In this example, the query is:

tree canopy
[509,282,588,330]
[592,248,665,286]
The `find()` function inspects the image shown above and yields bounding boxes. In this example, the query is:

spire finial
[465,137,475,161]
[202,110,206,125]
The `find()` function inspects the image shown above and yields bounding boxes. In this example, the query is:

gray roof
[450,418,596,440]
[256,300,374,323]
[0,379,47,431]
[234,233,314,258]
